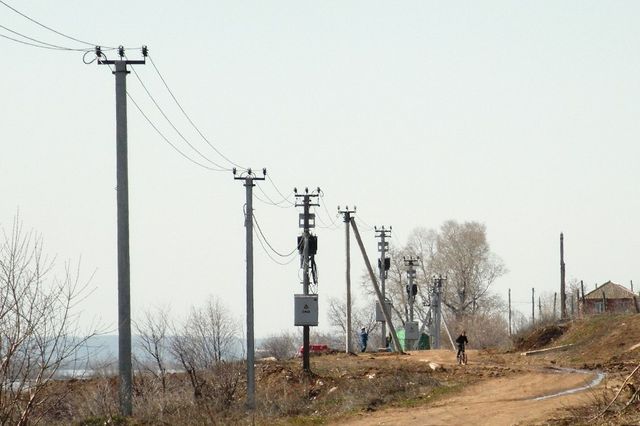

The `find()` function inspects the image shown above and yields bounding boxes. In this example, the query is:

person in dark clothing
[360,327,368,352]
[456,330,468,359]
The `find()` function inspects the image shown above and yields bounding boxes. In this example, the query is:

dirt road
[338,350,600,426]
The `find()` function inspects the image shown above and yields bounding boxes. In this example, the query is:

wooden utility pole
[553,292,557,320]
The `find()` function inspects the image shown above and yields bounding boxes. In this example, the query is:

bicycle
[457,345,467,365]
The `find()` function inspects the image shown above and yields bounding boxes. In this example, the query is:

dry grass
[29,353,451,425]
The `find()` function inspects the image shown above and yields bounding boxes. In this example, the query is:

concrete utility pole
[295,187,320,372]
[560,233,567,319]
[338,206,356,353]
[538,297,542,320]
[350,218,404,354]
[531,287,535,324]
[580,280,585,316]
[233,168,265,409]
[404,256,419,323]
[375,226,392,348]
[98,45,146,417]
[404,256,419,350]
[432,276,446,349]
[508,288,512,336]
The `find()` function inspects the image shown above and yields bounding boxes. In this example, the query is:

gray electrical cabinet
[404,321,419,340]
[375,299,393,322]
[294,294,319,326]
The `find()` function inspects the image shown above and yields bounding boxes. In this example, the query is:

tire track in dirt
[337,350,601,426]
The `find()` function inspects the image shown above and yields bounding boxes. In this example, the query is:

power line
[0,0,113,48]
[252,212,299,258]
[0,24,89,51]
[252,214,300,266]
[128,63,232,171]
[354,214,375,231]
[147,55,243,170]
[267,174,295,206]
[127,92,228,172]
[254,185,294,209]
[318,191,340,229]
[313,206,339,230]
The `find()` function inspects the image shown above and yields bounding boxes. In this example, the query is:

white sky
[2,1,640,337]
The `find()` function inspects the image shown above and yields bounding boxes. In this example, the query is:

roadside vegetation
[5,216,640,425]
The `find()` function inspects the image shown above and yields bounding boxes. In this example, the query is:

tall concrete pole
[295,188,319,372]
[115,60,132,417]
[234,168,265,409]
[302,194,311,371]
[404,256,418,350]
[338,207,355,353]
[433,276,443,349]
[380,230,387,347]
[245,176,256,408]
[98,47,146,417]
[508,288,512,336]
[375,227,391,348]
[560,233,567,319]
[532,287,535,324]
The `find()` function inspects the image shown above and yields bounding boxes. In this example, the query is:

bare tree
[432,221,506,321]
[0,216,101,425]
[327,296,379,350]
[259,331,298,360]
[169,296,240,401]
[358,222,506,344]
[134,306,171,393]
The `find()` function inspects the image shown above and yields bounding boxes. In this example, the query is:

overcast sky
[2,1,639,337]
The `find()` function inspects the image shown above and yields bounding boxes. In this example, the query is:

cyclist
[456,330,468,363]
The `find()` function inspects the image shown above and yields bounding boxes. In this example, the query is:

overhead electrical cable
[267,174,295,206]
[147,54,244,170]
[320,194,340,229]
[0,0,114,48]
[255,185,294,209]
[128,64,232,171]
[312,206,338,230]
[252,213,300,258]
[0,32,68,50]
[0,24,89,51]
[254,225,299,266]
[127,92,228,172]
[353,214,375,231]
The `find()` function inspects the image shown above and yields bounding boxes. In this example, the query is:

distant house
[582,281,639,315]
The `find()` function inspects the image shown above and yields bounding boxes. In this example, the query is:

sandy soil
[337,350,599,426]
